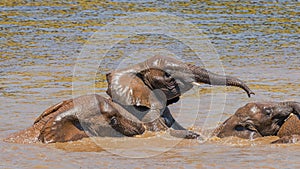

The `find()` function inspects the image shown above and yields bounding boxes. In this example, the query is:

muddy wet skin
[214,102,300,143]
[272,114,300,144]
[5,99,300,144]
[3,94,146,144]
[4,55,256,143]
[4,94,201,143]
[1,1,299,168]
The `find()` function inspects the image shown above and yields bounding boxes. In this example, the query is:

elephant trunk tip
[247,90,255,98]
[237,84,255,98]
[237,80,255,98]
[226,76,255,98]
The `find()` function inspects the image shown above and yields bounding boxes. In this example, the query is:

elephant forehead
[236,103,261,115]
[254,102,278,108]
[241,102,278,114]
[250,105,260,114]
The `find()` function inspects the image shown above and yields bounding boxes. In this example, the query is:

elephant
[4,94,199,144]
[271,113,300,143]
[4,56,255,144]
[214,101,300,143]
[106,55,254,129]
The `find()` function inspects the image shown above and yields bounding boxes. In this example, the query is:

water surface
[0,1,299,168]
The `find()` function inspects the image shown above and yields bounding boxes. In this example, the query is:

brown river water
[0,1,299,168]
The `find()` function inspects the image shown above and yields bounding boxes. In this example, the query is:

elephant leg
[140,89,167,122]
[161,107,201,139]
[113,97,201,139]
[138,89,195,133]
[169,129,200,139]
[161,107,185,130]
[143,116,200,139]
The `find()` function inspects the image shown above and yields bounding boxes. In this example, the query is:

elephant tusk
[192,82,201,86]
[249,132,255,140]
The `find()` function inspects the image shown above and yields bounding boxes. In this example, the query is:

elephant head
[4,94,199,144]
[106,56,254,123]
[216,101,300,139]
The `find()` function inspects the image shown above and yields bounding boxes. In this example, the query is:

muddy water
[0,1,299,168]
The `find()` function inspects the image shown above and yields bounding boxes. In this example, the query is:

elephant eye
[109,116,118,126]
[264,107,272,116]
[235,125,246,131]
[164,72,171,78]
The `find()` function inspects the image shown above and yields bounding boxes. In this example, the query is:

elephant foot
[144,117,169,132]
[169,129,202,139]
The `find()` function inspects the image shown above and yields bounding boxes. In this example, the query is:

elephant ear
[38,112,87,143]
[36,94,104,143]
[34,100,71,124]
[36,99,88,143]
[36,94,117,142]
[106,71,164,108]
[277,113,300,138]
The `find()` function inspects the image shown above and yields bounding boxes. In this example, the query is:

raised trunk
[187,64,255,97]
[280,101,300,116]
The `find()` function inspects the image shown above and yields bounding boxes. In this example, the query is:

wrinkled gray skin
[5,56,255,143]
[106,56,254,133]
[7,95,300,144]
[4,94,197,143]
[215,101,300,142]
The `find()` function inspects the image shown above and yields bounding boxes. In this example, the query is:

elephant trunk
[187,64,255,97]
[280,102,300,116]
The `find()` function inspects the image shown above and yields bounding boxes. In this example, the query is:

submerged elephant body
[215,101,300,143]
[4,94,145,143]
[6,98,300,144]
[5,56,256,144]
[5,94,199,144]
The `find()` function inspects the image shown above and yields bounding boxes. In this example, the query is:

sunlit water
[0,1,299,168]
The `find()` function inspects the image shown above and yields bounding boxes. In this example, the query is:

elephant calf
[4,94,198,144]
[5,98,300,144]
[214,101,300,143]
[107,55,254,124]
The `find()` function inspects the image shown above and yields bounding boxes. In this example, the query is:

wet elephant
[5,56,254,144]
[214,101,300,143]
[271,113,300,144]
[4,94,198,144]
[106,55,254,130]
